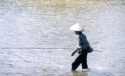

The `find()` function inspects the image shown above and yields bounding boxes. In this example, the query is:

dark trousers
[72,49,88,71]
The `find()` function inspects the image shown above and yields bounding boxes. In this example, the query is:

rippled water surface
[0,0,125,76]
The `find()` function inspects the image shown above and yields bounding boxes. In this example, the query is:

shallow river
[0,0,125,76]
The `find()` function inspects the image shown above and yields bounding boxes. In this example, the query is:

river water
[0,0,125,76]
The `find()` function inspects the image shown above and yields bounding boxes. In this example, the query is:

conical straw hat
[70,23,83,31]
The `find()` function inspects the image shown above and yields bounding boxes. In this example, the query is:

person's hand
[71,48,81,56]
[71,53,74,56]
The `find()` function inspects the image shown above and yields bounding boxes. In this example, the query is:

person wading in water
[70,23,93,72]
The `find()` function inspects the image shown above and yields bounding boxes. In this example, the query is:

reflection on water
[72,71,88,76]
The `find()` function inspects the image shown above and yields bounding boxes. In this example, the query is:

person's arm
[71,48,80,56]
[71,50,77,56]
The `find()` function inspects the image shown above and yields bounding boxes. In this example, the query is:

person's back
[79,32,90,49]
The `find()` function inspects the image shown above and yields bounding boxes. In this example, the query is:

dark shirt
[79,33,90,49]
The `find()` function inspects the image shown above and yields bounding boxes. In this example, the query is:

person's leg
[81,49,88,69]
[72,55,82,71]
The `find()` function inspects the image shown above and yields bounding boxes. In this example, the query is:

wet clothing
[72,32,91,71]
